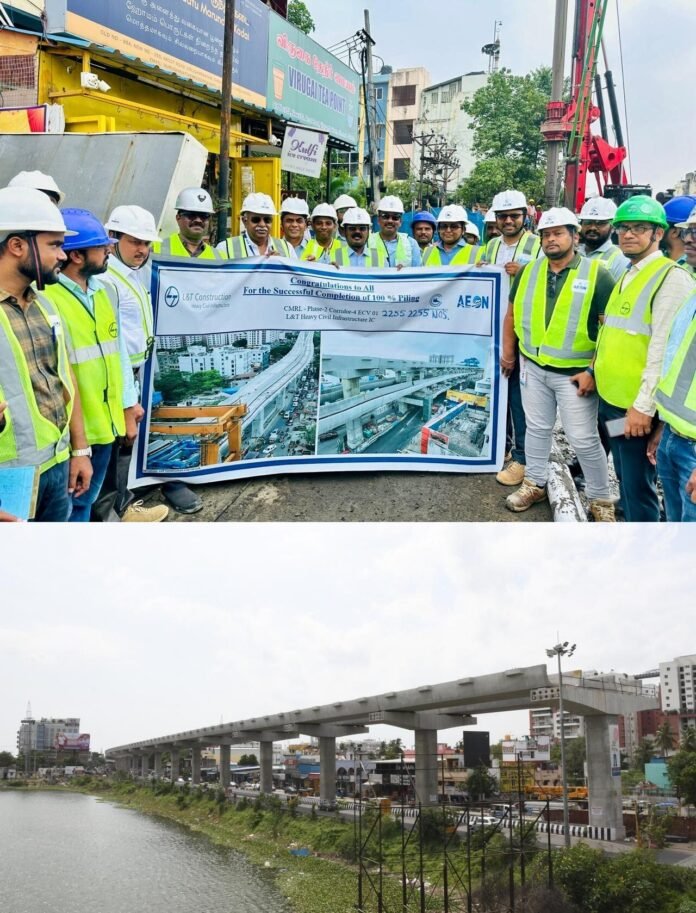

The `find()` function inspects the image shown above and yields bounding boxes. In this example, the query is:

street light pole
[546,641,576,849]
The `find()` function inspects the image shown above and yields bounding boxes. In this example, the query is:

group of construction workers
[1,170,696,523]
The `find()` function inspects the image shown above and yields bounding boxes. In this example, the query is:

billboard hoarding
[502,737,551,763]
[267,12,359,146]
[48,0,269,105]
[54,733,91,751]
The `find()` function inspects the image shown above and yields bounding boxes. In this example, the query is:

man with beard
[368,196,421,267]
[594,196,695,521]
[0,187,92,521]
[154,188,223,260]
[502,208,616,519]
[578,197,630,281]
[331,208,385,266]
[662,196,696,271]
[43,209,142,521]
[411,211,437,252]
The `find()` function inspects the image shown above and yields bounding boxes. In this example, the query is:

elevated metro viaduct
[106,664,657,839]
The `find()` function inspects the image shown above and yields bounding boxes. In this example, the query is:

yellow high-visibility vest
[655,293,696,438]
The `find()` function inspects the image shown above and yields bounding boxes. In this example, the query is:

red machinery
[542,0,646,210]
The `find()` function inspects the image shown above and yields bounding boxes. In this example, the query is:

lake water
[0,790,291,913]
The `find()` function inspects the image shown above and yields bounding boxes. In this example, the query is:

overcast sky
[1,525,693,756]
[308,0,695,197]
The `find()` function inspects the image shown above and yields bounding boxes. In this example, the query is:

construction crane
[542,0,649,210]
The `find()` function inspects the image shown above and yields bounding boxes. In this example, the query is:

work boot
[496,460,526,486]
[505,478,547,512]
[122,500,169,522]
[162,481,203,514]
[589,499,616,522]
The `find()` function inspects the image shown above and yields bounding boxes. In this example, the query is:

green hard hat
[613,195,668,229]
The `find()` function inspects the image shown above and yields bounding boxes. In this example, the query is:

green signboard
[267,12,359,147]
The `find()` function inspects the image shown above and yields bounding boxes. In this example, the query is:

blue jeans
[657,425,696,522]
[599,400,660,522]
[34,460,71,522]
[69,443,113,522]
[507,363,527,464]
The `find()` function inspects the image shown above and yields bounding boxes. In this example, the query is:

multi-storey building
[660,654,696,736]
[17,716,80,755]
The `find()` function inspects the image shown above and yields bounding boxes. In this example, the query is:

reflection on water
[0,791,290,913]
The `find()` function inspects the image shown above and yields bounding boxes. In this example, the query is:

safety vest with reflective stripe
[655,293,696,439]
[597,245,623,268]
[331,246,385,268]
[485,231,540,264]
[368,232,413,267]
[222,235,291,259]
[514,257,599,368]
[0,296,74,473]
[301,238,344,262]
[421,243,483,267]
[106,263,153,366]
[595,256,677,409]
[43,282,125,445]
[152,233,224,260]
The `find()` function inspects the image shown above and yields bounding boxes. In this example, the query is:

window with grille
[0,54,37,107]
[393,120,413,145]
[393,158,410,180]
[392,84,416,107]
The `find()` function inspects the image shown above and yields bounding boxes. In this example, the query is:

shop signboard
[132,259,507,488]
[46,0,269,105]
[281,124,328,178]
[266,12,359,146]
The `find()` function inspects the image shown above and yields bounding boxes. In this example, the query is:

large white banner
[132,258,508,487]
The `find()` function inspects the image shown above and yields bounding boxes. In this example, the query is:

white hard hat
[8,170,65,204]
[175,187,215,214]
[676,203,696,230]
[484,209,497,224]
[280,197,310,217]
[334,194,358,211]
[464,221,480,240]
[377,195,405,215]
[579,197,617,221]
[537,207,580,231]
[0,187,76,239]
[311,202,337,221]
[342,207,372,226]
[491,190,528,212]
[438,204,468,224]
[105,205,159,242]
[241,193,277,216]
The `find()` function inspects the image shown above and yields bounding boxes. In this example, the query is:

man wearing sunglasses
[578,197,630,282]
[421,206,483,266]
[152,187,223,261]
[593,196,695,521]
[218,193,292,259]
[331,208,385,267]
[368,196,421,268]
[663,197,696,273]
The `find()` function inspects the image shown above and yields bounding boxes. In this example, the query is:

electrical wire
[614,0,632,182]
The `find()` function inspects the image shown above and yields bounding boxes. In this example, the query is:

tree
[489,741,503,763]
[682,727,696,753]
[156,371,191,404]
[287,0,315,34]
[655,721,675,758]
[668,750,696,807]
[381,738,403,760]
[458,67,554,205]
[238,753,258,766]
[632,737,654,771]
[550,737,586,783]
[0,751,16,767]
[466,763,498,800]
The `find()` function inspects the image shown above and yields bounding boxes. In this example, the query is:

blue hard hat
[663,195,696,227]
[412,210,437,228]
[60,208,111,250]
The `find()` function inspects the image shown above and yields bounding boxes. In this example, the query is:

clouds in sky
[1,525,694,754]
[308,0,695,196]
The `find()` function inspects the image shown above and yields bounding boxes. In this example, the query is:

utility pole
[217,0,236,243]
[363,10,380,208]
[542,0,569,206]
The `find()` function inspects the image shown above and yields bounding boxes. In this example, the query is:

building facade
[17,716,80,755]
[660,654,696,735]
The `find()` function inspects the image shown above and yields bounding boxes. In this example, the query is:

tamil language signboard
[132,260,507,487]
[281,124,328,178]
[46,0,270,104]
[266,12,359,146]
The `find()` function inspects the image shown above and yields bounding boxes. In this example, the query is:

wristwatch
[70,447,93,458]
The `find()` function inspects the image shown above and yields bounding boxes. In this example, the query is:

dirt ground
[141,470,554,522]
